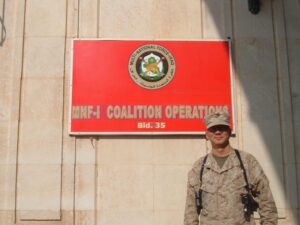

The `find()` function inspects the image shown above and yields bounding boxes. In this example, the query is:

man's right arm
[184,171,199,225]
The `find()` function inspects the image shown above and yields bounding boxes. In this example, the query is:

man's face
[206,125,231,148]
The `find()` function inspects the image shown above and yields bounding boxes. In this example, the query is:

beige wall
[0,0,299,224]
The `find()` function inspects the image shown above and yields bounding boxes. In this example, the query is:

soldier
[184,112,278,225]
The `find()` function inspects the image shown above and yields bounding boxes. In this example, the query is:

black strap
[199,154,208,183]
[196,154,208,215]
[234,149,250,192]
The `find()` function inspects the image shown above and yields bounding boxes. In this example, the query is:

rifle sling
[234,149,251,192]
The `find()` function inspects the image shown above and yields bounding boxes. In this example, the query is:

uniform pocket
[200,169,218,193]
[200,182,218,193]
[231,168,247,190]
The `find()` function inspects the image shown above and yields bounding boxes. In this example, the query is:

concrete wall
[0,0,299,224]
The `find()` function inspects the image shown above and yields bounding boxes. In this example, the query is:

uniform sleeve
[184,171,199,225]
[249,156,278,225]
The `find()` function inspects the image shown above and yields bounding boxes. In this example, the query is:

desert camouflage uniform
[184,150,278,225]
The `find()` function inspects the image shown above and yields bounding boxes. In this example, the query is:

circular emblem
[128,44,176,89]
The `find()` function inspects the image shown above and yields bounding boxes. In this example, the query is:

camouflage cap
[204,112,230,128]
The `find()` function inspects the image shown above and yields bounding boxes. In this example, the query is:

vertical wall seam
[96,1,100,223]
[280,0,299,219]
[60,0,69,221]
[0,0,5,46]
[97,0,100,37]
[230,0,243,150]
[271,0,299,221]
[73,140,77,225]
[200,0,203,38]
[74,1,80,224]
[14,0,27,223]
[94,138,98,225]
[152,162,155,216]
[270,0,288,211]
[77,0,80,38]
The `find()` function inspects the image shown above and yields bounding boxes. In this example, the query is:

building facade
[0,0,299,224]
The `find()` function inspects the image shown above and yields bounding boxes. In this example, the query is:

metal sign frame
[69,38,235,135]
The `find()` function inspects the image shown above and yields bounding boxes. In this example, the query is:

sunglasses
[208,125,230,133]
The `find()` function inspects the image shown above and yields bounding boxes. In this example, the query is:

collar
[205,150,240,173]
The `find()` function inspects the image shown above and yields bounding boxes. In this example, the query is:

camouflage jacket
[184,150,278,225]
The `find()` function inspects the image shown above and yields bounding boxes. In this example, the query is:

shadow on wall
[205,0,298,223]
[0,0,6,46]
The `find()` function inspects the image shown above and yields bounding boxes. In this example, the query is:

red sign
[70,40,234,134]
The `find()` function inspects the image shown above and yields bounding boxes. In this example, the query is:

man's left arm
[249,156,278,225]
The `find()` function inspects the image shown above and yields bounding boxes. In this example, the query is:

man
[184,112,278,225]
